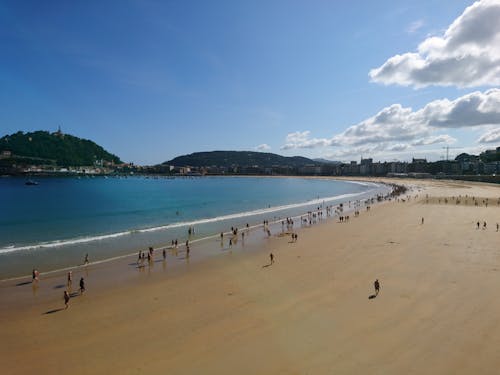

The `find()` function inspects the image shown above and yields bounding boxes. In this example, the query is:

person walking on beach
[374,279,380,296]
[79,277,86,295]
[67,271,72,287]
[84,254,89,265]
[270,253,274,265]
[497,223,499,232]
[421,217,424,225]
[64,290,70,309]
[162,249,166,260]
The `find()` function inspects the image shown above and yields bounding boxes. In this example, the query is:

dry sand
[1,178,499,375]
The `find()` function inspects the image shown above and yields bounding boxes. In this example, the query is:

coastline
[1,178,499,374]
[0,176,387,280]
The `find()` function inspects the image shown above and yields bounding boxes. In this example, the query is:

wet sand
[1,178,499,374]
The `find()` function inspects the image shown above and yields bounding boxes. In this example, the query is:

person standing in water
[79,277,86,295]
[32,269,39,283]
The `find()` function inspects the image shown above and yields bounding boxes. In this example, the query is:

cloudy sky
[1,0,499,164]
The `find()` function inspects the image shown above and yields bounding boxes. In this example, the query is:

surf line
[0,185,390,282]
[0,186,382,254]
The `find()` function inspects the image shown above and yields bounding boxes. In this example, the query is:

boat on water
[25,180,39,186]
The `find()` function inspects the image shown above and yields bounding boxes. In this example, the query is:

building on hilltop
[52,126,64,138]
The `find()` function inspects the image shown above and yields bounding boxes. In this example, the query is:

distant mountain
[313,158,342,165]
[0,130,122,166]
[165,151,319,168]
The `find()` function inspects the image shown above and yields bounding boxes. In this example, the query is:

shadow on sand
[16,281,32,287]
[43,308,65,315]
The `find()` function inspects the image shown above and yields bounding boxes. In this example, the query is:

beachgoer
[483,221,487,230]
[229,239,232,247]
[497,223,499,232]
[67,271,72,286]
[32,268,39,283]
[477,221,480,229]
[270,253,274,264]
[374,279,380,295]
[84,254,89,264]
[162,249,166,259]
[421,217,424,225]
[64,290,70,309]
[79,277,85,295]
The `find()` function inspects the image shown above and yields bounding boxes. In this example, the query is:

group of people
[64,273,86,309]
[475,221,500,231]
[32,260,87,310]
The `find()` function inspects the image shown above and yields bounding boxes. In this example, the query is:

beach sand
[1,178,499,374]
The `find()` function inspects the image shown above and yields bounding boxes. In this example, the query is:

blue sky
[1,0,499,164]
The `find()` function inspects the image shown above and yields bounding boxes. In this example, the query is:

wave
[0,187,379,255]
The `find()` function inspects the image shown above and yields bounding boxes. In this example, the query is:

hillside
[165,151,319,168]
[0,130,122,166]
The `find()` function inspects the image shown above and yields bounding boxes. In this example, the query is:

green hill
[0,130,122,166]
[165,151,319,168]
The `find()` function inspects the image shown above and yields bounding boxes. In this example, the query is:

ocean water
[0,176,386,279]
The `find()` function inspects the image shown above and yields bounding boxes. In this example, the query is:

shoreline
[0,177,389,280]
[0,180,394,286]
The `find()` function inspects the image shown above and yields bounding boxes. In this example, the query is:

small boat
[25,180,39,186]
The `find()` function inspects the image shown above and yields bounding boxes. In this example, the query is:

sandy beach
[1,178,499,375]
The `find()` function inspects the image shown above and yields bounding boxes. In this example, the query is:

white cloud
[411,134,456,146]
[419,89,500,127]
[477,127,500,143]
[255,143,271,151]
[370,0,500,88]
[280,89,500,156]
[406,19,424,34]
[281,131,330,150]
[387,143,410,151]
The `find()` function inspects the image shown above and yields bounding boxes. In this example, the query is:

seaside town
[2,143,499,182]
[1,129,499,181]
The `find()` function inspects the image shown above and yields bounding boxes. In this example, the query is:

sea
[0,176,388,279]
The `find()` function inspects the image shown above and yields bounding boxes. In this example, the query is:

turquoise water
[0,176,385,278]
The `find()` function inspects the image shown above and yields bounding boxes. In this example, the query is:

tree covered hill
[165,151,319,168]
[0,130,122,166]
